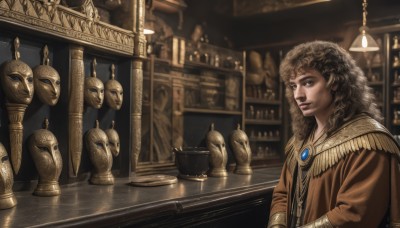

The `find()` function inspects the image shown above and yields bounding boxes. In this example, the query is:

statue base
[90,172,115,185]
[0,192,17,209]
[208,168,228,177]
[34,181,61,196]
[234,165,253,175]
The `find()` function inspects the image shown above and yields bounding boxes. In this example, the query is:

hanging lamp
[144,0,155,35]
[349,0,379,52]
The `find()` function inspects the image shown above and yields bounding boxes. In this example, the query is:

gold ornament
[33,45,61,106]
[286,114,400,177]
[105,121,120,157]
[230,124,252,175]
[84,58,104,109]
[0,143,17,209]
[104,64,123,110]
[0,37,33,174]
[85,120,114,185]
[206,123,228,177]
[28,118,63,196]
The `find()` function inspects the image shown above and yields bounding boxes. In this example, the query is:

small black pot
[174,147,210,177]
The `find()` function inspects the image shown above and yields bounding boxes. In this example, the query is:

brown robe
[269,115,400,227]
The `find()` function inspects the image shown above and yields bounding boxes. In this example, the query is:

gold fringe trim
[311,132,400,177]
[285,115,400,177]
[285,137,296,175]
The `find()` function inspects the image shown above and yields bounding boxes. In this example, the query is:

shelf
[249,137,281,142]
[184,108,242,115]
[245,119,282,125]
[391,100,400,105]
[364,64,383,69]
[392,82,400,87]
[245,97,281,105]
[368,81,384,86]
[184,61,243,75]
[392,122,400,126]
[252,154,281,162]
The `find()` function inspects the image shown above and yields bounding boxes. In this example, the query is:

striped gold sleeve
[267,212,286,228]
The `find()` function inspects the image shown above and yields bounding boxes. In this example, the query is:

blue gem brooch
[298,145,314,169]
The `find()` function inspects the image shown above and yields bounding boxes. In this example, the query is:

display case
[0,0,146,187]
[363,24,400,143]
[243,50,284,166]
[140,41,246,172]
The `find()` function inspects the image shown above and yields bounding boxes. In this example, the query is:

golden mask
[85,120,114,185]
[0,38,33,105]
[28,118,63,196]
[84,58,104,109]
[229,124,252,175]
[105,64,123,110]
[0,142,17,209]
[33,45,61,106]
[206,123,228,177]
[105,121,120,157]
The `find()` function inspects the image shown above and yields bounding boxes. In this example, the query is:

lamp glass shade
[349,30,380,52]
[144,27,155,35]
[144,8,155,35]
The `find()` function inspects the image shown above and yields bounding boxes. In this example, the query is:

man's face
[1,60,34,104]
[33,65,61,106]
[84,77,104,109]
[105,80,123,110]
[289,69,334,119]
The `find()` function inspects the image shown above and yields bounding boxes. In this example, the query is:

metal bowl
[174,147,210,181]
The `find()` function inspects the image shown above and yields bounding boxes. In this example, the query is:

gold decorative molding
[69,45,84,177]
[0,0,134,55]
[130,60,143,171]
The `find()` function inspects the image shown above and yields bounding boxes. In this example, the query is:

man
[267,41,400,227]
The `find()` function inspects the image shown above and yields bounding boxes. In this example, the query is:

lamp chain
[362,0,367,27]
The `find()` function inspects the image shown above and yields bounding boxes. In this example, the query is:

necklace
[295,127,326,226]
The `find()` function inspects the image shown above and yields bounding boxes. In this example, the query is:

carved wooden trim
[0,0,135,55]
[68,45,84,177]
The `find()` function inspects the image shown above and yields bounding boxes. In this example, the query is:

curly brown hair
[280,40,382,140]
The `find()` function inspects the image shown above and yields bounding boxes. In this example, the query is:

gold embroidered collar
[285,114,400,177]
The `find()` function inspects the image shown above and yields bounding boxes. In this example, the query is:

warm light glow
[362,34,368,48]
[144,28,155,35]
[349,0,379,52]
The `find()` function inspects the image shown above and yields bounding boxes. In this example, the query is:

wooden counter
[0,167,281,227]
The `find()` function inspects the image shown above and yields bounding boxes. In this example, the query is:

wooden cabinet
[357,24,400,143]
[0,0,145,185]
[243,50,284,166]
[140,41,246,171]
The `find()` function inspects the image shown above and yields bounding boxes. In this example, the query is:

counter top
[0,167,282,227]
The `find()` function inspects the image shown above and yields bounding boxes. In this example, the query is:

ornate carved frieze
[0,0,134,55]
